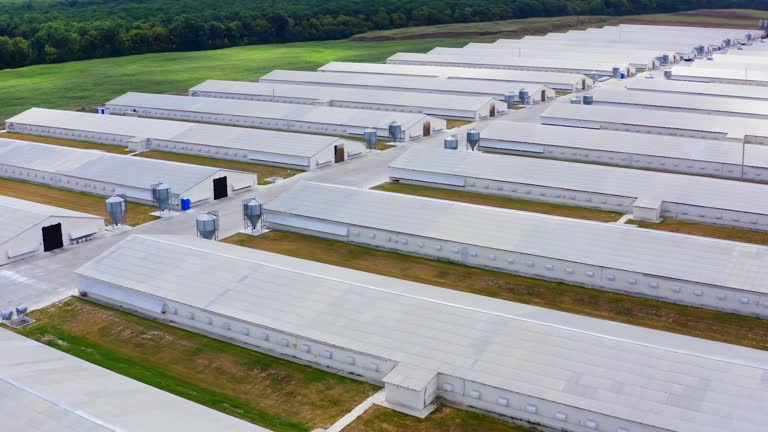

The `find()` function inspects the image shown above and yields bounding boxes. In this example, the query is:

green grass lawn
[344,405,541,432]
[18,298,378,432]
[0,38,469,121]
[224,231,768,352]
[373,182,622,222]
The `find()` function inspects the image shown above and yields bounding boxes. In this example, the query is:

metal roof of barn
[188,80,499,111]
[390,146,768,216]
[265,182,768,295]
[0,328,265,431]
[106,92,429,130]
[76,234,768,432]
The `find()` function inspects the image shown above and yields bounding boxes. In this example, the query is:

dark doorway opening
[42,223,64,252]
[423,121,431,137]
[489,105,496,117]
[582,79,586,90]
[334,145,345,163]
[541,90,546,101]
[213,176,228,200]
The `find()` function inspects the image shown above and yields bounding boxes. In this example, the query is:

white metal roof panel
[107,92,427,130]
[265,182,768,294]
[188,81,497,111]
[0,328,266,432]
[540,102,768,141]
[386,52,631,73]
[76,234,768,432]
[0,195,101,245]
[591,88,768,117]
[625,78,768,100]
[0,138,220,194]
[318,62,587,85]
[482,121,743,165]
[7,108,350,158]
[391,146,768,215]
[259,70,542,96]
[429,47,656,67]
[6,107,192,140]
[671,65,768,83]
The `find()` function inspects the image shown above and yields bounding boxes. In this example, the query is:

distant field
[0,177,156,226]
[19,298,378,432]
[0,132,132,154]
[225,231,768,351]
[344,405,541,432]
[373,182,622,222]
[0,38,469,121]
[135,150,302,185]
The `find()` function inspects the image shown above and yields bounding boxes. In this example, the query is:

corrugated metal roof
[390,146,768,215]
[318,62,588,85]
[188,80,498,111]
[0,328,265,431]
[429,47,656,67]
[106,93,428,130]
[260,70,544,97]
[482,121,746,165]
[592,88,768,117]
[0,196,99,246]
[266,182,768,294]
[0,138,220,194]
[386,52,632,73]
[626,78,768,100]
[711,55,768,65]
[7,108,348,158]
[76,234,768,432]
[540,102,768,141]
[692,61,768,71]
[671,65,768,83]
[479,41,676,58]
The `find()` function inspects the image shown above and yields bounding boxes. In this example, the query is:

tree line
[0,0,766,70]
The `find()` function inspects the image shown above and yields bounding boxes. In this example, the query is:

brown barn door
[423,121,431,137]
[490,105,496,117]
[334,145,345,163]
[582,79,586,90]
[541,90,546,101]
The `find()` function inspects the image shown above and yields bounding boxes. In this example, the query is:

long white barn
[102,93,443,141]
[258,70,555,103]
[318,61,593,92]
[389,146,768,230]
[0,139,256,207]
[76,234,768,432]
[264,182,768,317]
[6,108,365,169]
[0,196,103,266]
[539,102,768,144]
[478,122,768,182]
[0,328,266,431]
[386,52,637,77]
[625,78,768,101]
[188,80,506,120]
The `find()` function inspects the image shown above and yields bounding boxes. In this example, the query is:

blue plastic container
[180,197,192,211]
[620,73,626,79]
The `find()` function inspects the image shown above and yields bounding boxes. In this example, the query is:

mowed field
[0,38,470,121]
[0,177,157,226]
[18,298,378,432]
[225,231,768,351]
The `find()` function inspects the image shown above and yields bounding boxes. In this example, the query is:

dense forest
[0,0,766,70]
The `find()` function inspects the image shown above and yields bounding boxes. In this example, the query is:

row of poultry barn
[7,21,768,432]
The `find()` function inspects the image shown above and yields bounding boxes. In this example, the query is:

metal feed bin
[504,92,518,109]
[466,129,480,152]
[612,67,621,79]
[388,122,402,143]
[196,213,218,240]
[243,198,263,232]
[570,97,582,105]
[105,196,126,226]
[518,88,530,105]
[444,135,459,150]
[363,128,378,150]
[582,94,594,105]
[151,183,172,212]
